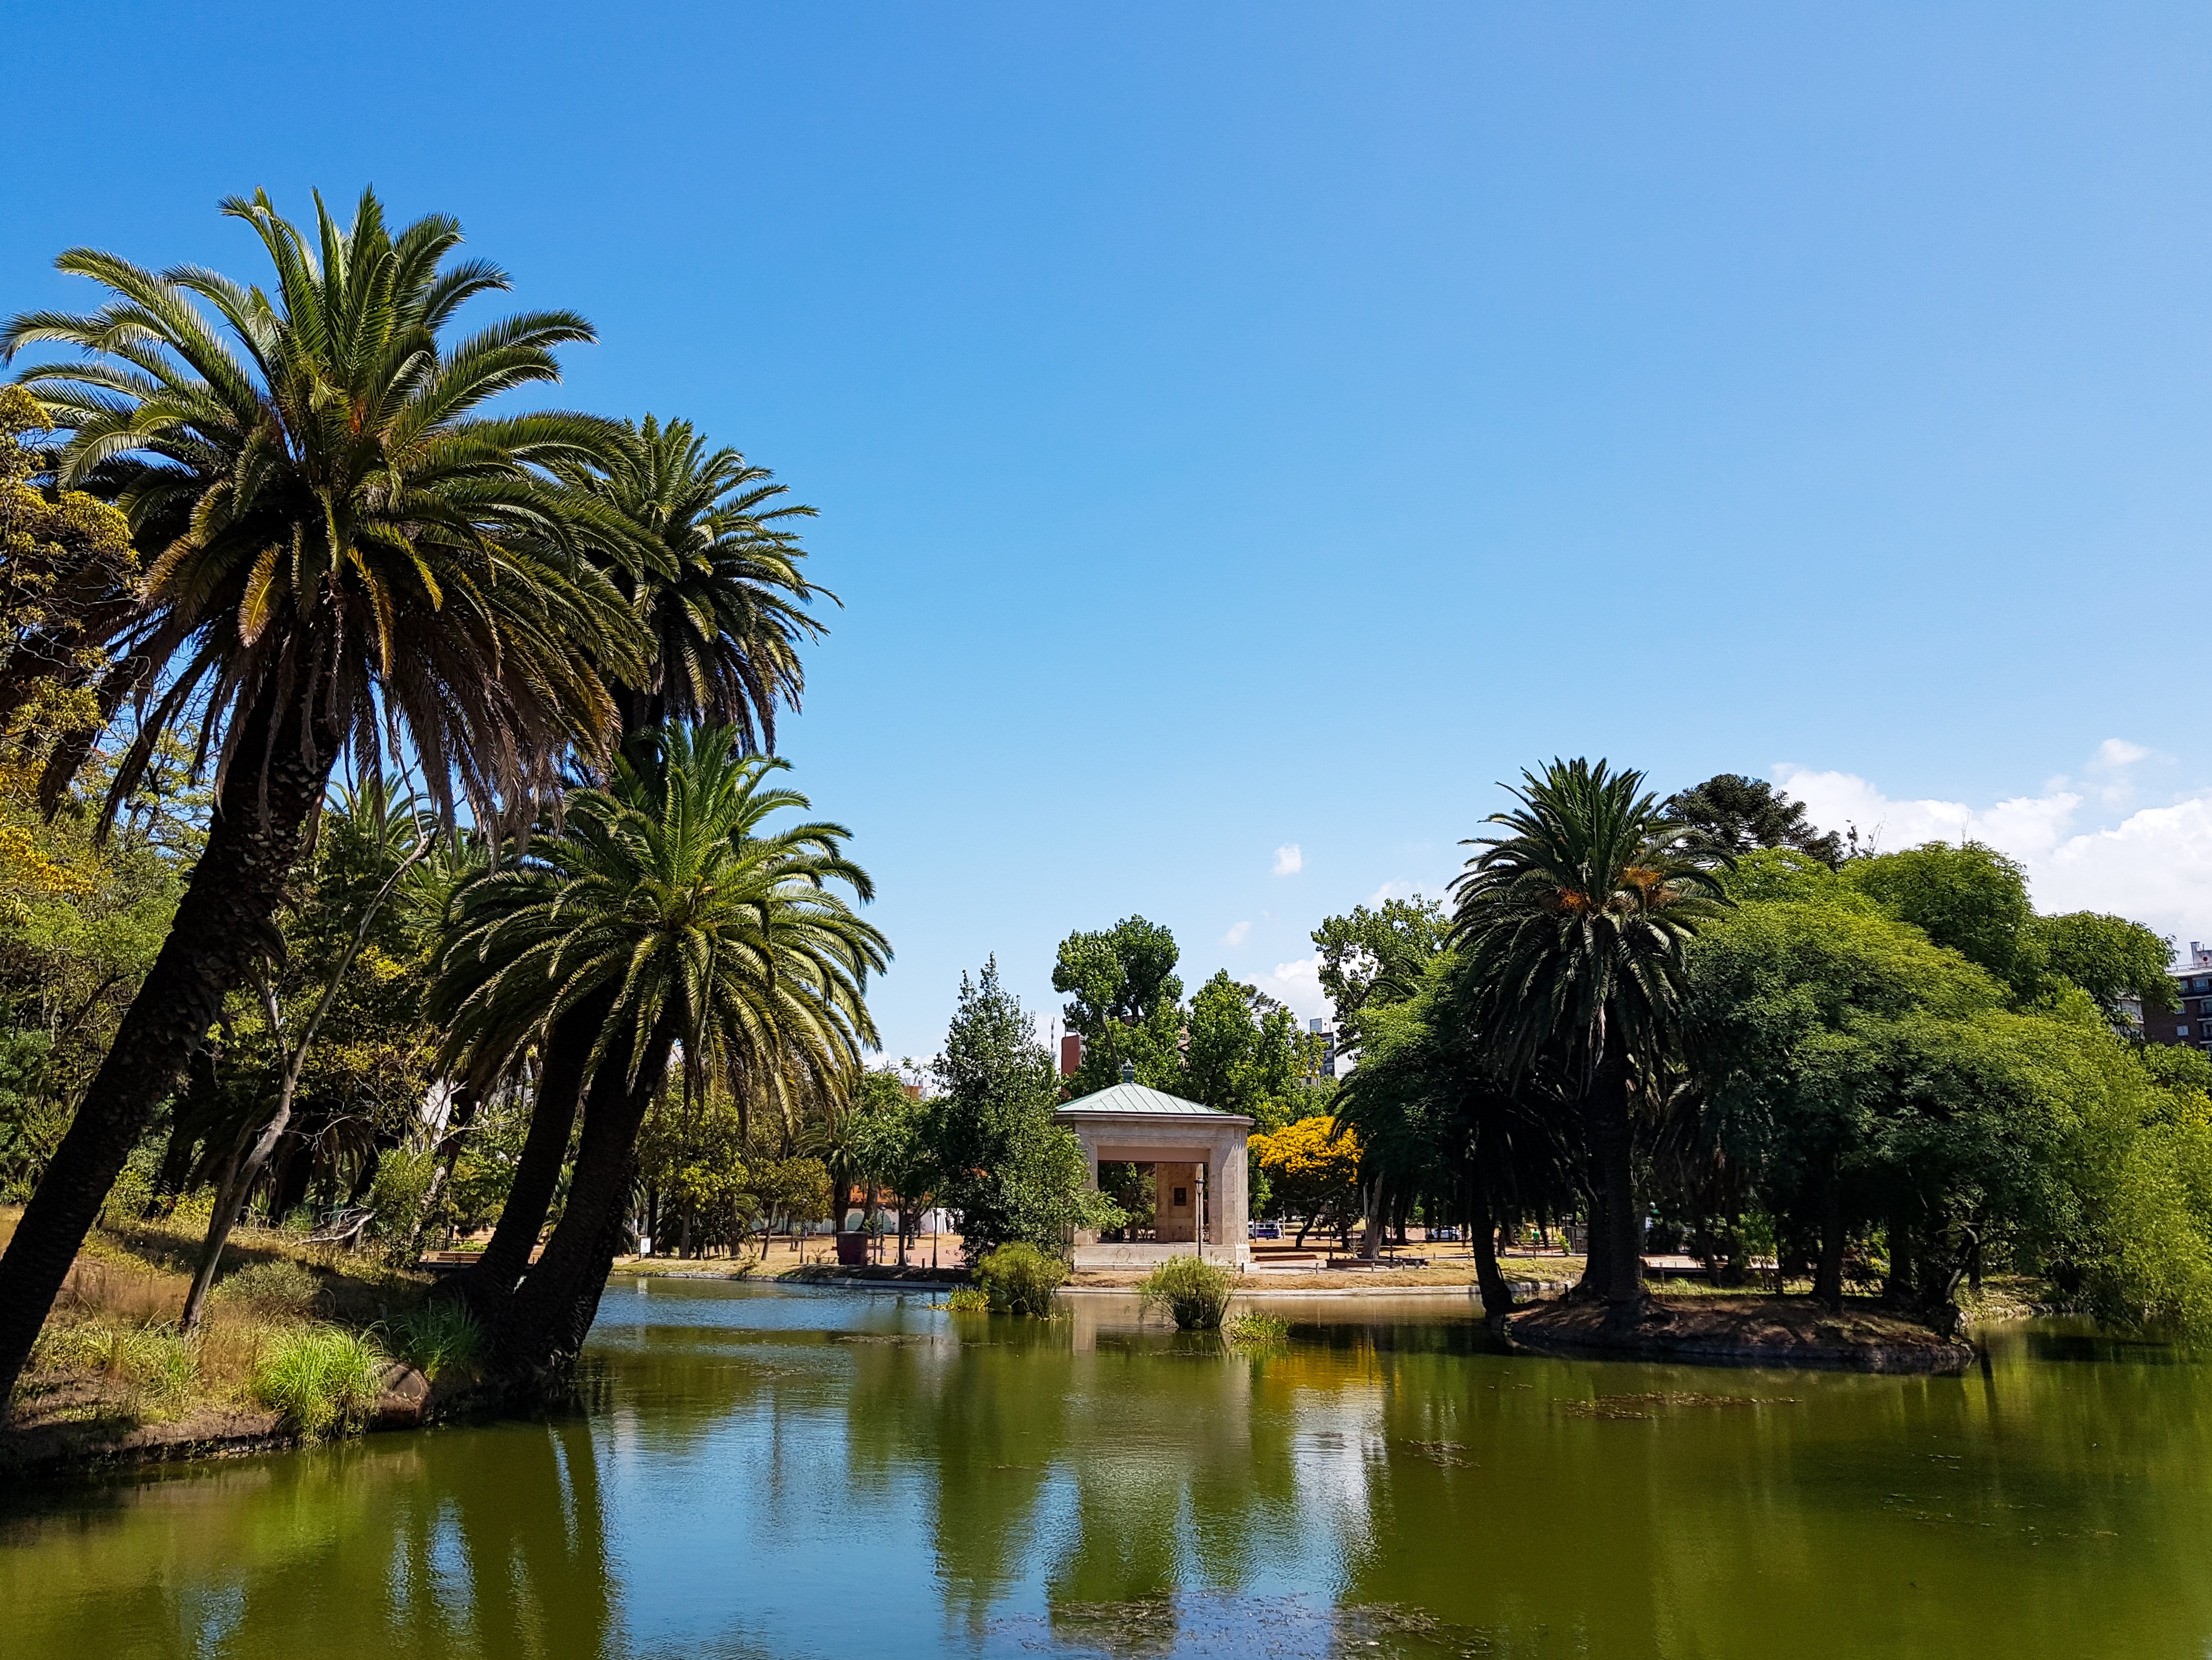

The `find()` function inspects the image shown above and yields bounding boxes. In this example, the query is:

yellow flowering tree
[1249,1115,1363,1248]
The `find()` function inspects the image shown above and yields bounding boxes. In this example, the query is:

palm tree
[1448,759,1728,1322]
[562,414,827,744]
[0,188,641,1402]
[437,415,830,1307]
[432,724,887,1369]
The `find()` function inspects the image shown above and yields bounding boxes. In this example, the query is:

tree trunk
[1814,1158,1846,1313]
[0,680,339,1407]
[455,988,614,1310]
[1586,1055,1642,1323]
[496,1015,676,1375]
[1469,1183,1514,1327]
[410,1083,481,1256]
[1358,1174,1385,1260]
[1884,1208,1916,1308]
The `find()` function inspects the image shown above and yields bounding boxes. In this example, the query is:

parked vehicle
[1249,1221,1283,1240]
[1428,1225,1462,1243]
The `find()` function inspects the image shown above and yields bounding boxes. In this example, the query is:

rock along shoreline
[1507,1294,1977,1374]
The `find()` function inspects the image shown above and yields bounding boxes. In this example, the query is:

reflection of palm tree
[1449,760,1727,1319]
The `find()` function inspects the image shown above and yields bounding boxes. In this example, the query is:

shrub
[381,1300,483,1382]
[944,1285,990,1313]
[252,1324,385,1437]
[971,1241,1067,1315]
[212,1259,323,1319]
[1224,1309,1289,1347]
[1138,1253,1235,1330]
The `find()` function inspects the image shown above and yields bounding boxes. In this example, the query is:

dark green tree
[1665,774,1844,866]
[2029,910,2178,1026]
[925,959,1120,1257]
[1052,916,1184,1093]
[1450,758,1730,1321]
[1311,895,1449,1047]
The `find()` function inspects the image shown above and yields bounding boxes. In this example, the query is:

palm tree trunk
[1587,1055,1642,1318]
[0,682,339,1407]
[1469,1181,1514,1327]
[497,1014,678,1374]
[457,987,614,1310]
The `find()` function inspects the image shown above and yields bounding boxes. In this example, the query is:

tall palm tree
[563,414,826,744]
[437,415,829,1307]
[0,188,642,1402]
[1448,759,1728,1321]
[432,724,887,1369]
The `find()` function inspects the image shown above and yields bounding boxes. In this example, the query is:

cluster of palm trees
[0,187,884,1399]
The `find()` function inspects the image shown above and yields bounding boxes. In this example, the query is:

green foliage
[381,1301,484,1382]
[1846,841,2035,992]
[34,1320,198,1399]
[1137,1253,1234,1330]
[943,1285,990,1313]
[211,1259,323,1319]
[2028,910,2178,1022]
[1312,895,1449,1047]
[252,1324,385,1438]
[1183,969,1321,1118]
[6,186,643,830]
[1452,758,1731,1083]
[1665,774,1844,866]
[1053,916,1187,1093]
[970,1241,1067,1315]
[926,960,1123,1256]
[434,727,886,1139]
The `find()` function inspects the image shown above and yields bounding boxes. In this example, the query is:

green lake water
[3,1280,2208,1659]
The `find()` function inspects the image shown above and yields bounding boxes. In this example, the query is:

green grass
[378,1300,484,1382]
[252,1325,385,1438]
[971,1243,1068,1315]
[211,1258,323,1319]
[1137,1255,1236,1330]
[943,1285,990,1313]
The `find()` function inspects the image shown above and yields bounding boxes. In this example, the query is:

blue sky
[9,5,2212,1058]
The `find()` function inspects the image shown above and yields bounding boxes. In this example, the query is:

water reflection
[2,1411,617,1659]
[4,1288,2210,1659]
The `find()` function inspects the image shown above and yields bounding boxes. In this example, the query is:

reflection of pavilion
[1057,1064,1251,1267]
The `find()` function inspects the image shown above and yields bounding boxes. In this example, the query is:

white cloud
[1252,954,1329,1022]
[1273,843,1304,877]
[1366,879,1416,906]
[1775,747,2212,956]
[1222,919,1251,947]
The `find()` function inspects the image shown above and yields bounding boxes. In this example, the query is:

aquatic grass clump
[1137,1254,1235,1330]
[380,1301,484,1382]
[252,1324,385,1437]
[971,1243,1067,1315]
[1223,1309,1289,1347]
[212,1259,323,1319]
[944,1286,991,1313]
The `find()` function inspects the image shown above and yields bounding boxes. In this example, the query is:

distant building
[2148,943,2212,1054]
[1308,1018,1337,1080]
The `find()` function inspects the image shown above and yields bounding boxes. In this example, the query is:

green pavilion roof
[1056,1081,1241,1118]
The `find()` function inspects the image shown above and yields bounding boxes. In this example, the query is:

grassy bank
[1,1205,472,1463]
